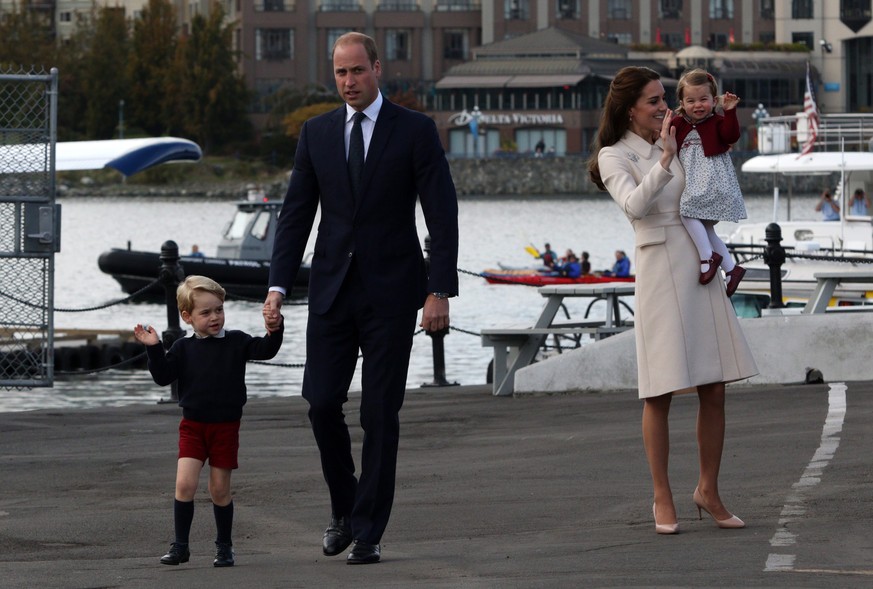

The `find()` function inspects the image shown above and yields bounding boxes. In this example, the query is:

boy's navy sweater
[145,325,283,423]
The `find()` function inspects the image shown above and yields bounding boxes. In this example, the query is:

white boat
[727,116,873,313]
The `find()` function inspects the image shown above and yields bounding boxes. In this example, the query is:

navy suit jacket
[269,98,459,316]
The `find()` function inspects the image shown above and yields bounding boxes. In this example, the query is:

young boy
[133,275,283,568]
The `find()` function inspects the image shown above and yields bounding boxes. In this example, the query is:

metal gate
[0,67,59,388]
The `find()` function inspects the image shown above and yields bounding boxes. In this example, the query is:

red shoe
[725,265,746,297]
[699,252,724,285]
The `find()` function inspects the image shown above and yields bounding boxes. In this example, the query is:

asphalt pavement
[1,381,872,588]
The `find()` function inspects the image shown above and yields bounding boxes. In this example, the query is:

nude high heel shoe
[692,488,745,529]
[653,503,679,535]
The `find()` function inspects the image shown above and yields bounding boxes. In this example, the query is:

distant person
[189,244,205,258]
[672,69,747,297]
[134,275,284,568]
[603,250,631,277]
[815,189,840,221]
[556,252,582,278]
[534,138,545,157]
[580,251,591,275]
[537,243,558,268]
[849,188,870,216]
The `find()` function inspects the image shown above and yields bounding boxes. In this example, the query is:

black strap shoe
[213,541,235,567]
[347,540,381,565]
[323,514,352,556]
[160,542,190,565]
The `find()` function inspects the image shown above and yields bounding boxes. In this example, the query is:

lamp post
[751,103,769,151]
[118,99,125,139]
[469,105,481,157]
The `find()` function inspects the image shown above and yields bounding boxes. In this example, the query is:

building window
[385,29,411,61]
[709,0,733,18]
[59,11,72,22]
[792,31,814,49]
[557,0,578,19]
[708,32,729,49]
[256,0,288,10]
[660,0,682,18]
[256,28,294,61]
[505,0,530,19]
[327,28,346,58]
[607,32,633,45]
[664,32,685,48]
[760,0,774,19]
[759,31,775,45]
[444,30,469,59]
[608,0,632,19]
[792,0,813,19]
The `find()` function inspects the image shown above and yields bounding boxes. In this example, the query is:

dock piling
[764,223,786,309]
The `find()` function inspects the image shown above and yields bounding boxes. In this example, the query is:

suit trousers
[301,260,417,544]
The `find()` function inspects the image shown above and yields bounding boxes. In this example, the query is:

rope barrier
[54,351,148,376]
[0,278,162,313]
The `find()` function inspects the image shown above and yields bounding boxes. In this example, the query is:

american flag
[799,62,819,157]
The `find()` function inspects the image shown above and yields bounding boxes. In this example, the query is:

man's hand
[420,294,450,333]
[263,291,284,334]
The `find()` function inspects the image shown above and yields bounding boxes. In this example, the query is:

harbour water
[3,192,820,412]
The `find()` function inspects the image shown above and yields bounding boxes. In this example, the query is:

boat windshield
[225,210,255,240]
[250,211,270,241]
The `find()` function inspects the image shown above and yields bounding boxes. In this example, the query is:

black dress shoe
[347,540,381,565]
[322,514,352,556]
[160,542,190,565]
[213,541,235,567]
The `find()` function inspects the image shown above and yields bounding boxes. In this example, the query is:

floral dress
[678,129,747,223]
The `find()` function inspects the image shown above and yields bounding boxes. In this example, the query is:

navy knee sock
[174,499,194,545]
[213,501,234,545]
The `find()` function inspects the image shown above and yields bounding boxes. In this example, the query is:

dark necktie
[348,111,366,198]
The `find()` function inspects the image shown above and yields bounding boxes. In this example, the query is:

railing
[377,2,421,11]
[757,113,873,153]
[319,1,361,11]
[435,0,481,11]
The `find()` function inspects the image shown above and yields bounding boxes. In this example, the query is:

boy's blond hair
[176,275,226,314]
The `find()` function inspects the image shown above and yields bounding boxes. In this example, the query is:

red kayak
[481,269,635,286]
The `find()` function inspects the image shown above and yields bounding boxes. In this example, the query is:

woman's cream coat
[599,131,758,398]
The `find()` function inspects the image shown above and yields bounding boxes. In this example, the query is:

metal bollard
[763,222,785,309]
[158,240,186,403]
[421,235,459,387]
[422,327,458,387]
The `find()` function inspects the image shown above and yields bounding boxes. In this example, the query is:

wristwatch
[431,292,451,299]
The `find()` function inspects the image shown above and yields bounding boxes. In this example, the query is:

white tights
[681,216,735,273]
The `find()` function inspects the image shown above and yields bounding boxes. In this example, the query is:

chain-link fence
[0,67,58,388]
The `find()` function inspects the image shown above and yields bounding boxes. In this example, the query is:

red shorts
[178,418,240,470]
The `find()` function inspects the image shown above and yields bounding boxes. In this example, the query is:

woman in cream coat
[588,67,758,534]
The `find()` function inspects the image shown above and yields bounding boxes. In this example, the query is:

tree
[127,0,177,136]
[173,5,251,151]
[0,3,55,71]
[82,6,129,139]
[282,102,343,142]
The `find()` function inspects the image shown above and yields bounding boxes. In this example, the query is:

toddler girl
[672,69,747,296]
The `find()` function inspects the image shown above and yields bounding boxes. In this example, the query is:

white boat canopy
[741,151,873,175]
[0,137,202,176]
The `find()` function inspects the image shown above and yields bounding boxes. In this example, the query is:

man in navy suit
[263,32,458,565]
